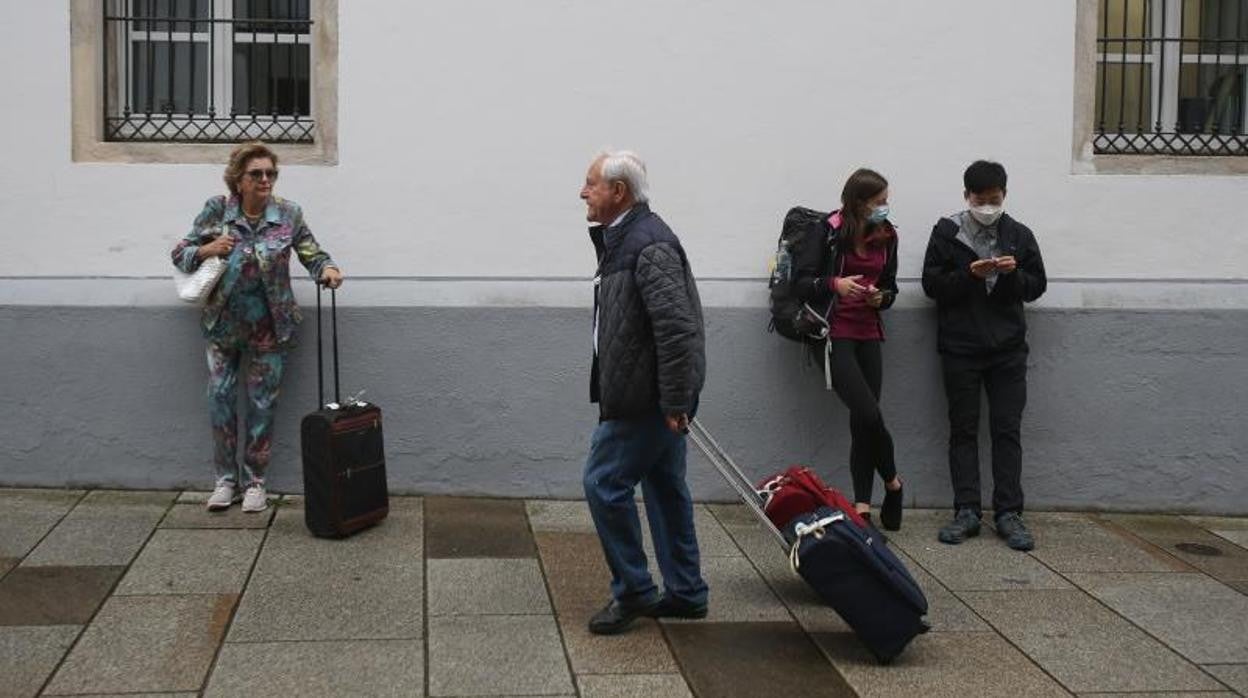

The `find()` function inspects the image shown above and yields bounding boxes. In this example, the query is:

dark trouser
[941,349,1028,517]
[583,409,708,607]
[828,339,897,504]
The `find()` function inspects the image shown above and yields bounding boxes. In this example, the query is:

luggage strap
[789,512,845,573]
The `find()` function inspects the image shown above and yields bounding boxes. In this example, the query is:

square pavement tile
[887,510,1072,591]
[23,490,175,568]
[1069,572,1248,664]
[204,639,423,697]
[0,489,84,560]
[227,497,423,642]
[814,630,1069,698]
[660,555,789,624]
[665,622,855,697]
[1203,664,1248,694]
[114,529,264,596]
[0,566,124,626]
[428,558,552,615]
[527,499,596,532]
[535,532,680,675]
[577,673,693,698]
[1104,515,1248,582]
[1026,513,1186,573]
[159,501,276,529]
[1212,529,1248,550]
[960,589,1223,693]
[0,625,81,698]
[426,497,536,559]
[428,615,574,696]
[43,594,236,695]
[527,501,741,557]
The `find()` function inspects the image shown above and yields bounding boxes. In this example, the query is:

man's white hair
[598,150,649,204]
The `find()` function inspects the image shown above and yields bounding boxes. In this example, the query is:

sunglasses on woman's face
[245,169,279,182]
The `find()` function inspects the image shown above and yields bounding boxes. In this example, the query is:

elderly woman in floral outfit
[172,142,343,512]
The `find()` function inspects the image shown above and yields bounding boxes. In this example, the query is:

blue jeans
[583,411,708,607]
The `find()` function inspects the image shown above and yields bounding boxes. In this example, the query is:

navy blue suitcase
[688,420,928,663]
[785,507,929,662]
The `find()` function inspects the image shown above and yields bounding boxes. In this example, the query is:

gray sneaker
[938,508,981,545]
[994,512,1035,551]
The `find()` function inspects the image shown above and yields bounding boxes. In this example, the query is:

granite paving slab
[960,589,1223,693]
[814,630,1071,697]
[204,639,424,697]
[428,558,551,615]
[0,566,124,626]
[535,531,679,674]
[1105,515,1248,582]
[0,489,84,561]
[1202,664,1248,694]
[1026,513,1187,573]
[888,510,1072,591]
[426,497,535,559]
[659,555,789,624]
[1069,572,1248,664]
[576,673,693,698]
[159,501,276,529]
[664,622,855,697]
[527,499,596,533]
[22,491,175,568]
[43,594,235,695]
[0,625,81,698]
[427,615,574,696]
[114,529,264,596]
[226,497,423,642]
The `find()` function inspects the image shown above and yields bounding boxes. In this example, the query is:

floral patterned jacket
[172,195,337,344]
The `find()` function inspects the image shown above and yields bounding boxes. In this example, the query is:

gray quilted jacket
[590,203,706,421]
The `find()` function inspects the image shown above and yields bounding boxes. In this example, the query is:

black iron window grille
[103,0,314,143]
[1096,0,1247,155]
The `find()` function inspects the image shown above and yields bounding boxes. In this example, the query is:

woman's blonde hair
[223,142,279,196]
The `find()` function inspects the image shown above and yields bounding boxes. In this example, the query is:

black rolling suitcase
[688,419,928,663]
[300,285,389,538]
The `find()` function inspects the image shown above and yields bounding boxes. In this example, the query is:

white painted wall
[3,1,1247,288]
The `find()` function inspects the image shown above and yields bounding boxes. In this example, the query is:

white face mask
[969,204,1003,226]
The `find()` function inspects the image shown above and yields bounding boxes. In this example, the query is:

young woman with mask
[791,168,904,530]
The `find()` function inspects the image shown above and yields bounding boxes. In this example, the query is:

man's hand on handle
[666,412,690,434]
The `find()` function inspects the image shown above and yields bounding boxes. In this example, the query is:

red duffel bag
[755,466,869,532]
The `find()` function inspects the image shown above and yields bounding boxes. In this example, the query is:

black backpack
[768,206,833,342]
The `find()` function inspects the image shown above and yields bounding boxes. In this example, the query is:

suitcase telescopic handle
[687,419,788,549]
[315,283,342,409]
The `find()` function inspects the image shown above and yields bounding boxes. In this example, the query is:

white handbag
[174,255,226,305]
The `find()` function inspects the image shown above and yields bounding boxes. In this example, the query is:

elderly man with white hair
[578,150,709,635]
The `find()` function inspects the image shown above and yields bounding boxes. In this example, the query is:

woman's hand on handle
[320,267,344,289]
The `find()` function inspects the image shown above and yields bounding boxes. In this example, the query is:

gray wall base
[1,307,1245,514]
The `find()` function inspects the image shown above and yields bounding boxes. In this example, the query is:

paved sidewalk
[2,489,1247,697]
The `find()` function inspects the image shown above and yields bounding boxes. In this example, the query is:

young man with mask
[921,160,1047,551]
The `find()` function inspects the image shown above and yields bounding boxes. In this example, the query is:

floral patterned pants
[206,343,286,488]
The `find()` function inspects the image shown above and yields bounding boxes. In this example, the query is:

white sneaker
[241,485,268,513]
[206,484,236,511]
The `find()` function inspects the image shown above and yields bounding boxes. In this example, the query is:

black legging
[827,338,897,504]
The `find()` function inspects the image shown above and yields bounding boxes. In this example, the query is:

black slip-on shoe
[880,481,904,532]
